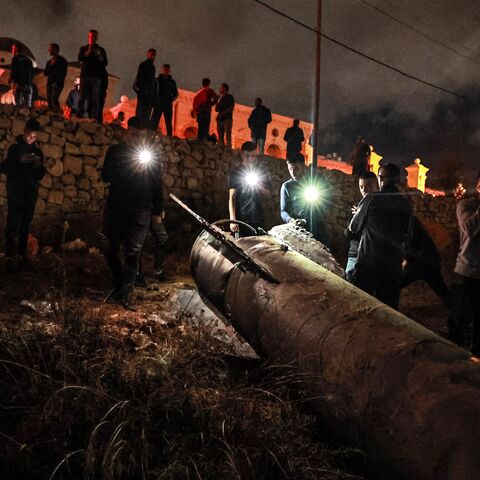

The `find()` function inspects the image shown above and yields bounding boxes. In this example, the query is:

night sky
[2,0,480,175]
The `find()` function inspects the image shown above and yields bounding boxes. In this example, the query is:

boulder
[47,159,64,177]
[62,174,76,185]
[47,189,64,205]
[42,143,63,160]
[80,144,101,156]
[63,155,83,175]
[65,142,80,154]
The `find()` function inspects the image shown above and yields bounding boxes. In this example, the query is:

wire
[250,0,480,104]
[358,0,480,67]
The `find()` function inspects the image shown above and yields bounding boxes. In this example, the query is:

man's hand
[152,214,163,224]
[454,183,466,200]
[230,223,240,233]
[351,204,358,215]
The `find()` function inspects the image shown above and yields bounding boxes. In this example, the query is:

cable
[359,0,480,67]
[251,0,480,104]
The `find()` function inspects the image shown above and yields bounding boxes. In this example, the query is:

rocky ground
[0,249,450,480]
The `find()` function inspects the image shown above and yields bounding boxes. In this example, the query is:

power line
[251,0,479,104]
[359,0,480,67]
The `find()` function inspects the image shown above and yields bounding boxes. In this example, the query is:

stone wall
[0,106,459,263]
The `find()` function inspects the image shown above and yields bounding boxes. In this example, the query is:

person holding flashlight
[228,142,270,237]
[102,116,164,309]
[280,154,328,245]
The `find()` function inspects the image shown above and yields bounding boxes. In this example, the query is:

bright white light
[138,149,153,165]
[244,171,260,187]
[304,185,321,202]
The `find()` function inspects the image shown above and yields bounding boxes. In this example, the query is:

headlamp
[138,149,153,165]
[244,171,260,187]
[304,185,321,203]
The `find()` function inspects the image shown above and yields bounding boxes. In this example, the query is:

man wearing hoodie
[248,98,272,155]
[1,119,46,272]
[9,43,34,108]
[192,78,218,140]
[150,64,179,135]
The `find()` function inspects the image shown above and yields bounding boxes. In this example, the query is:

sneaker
[155,272,175,283]
[119,291,137,311]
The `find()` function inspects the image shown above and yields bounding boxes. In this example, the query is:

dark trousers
[79,76,101,119]
[136,94,153,129]
[197,111,211,140]
[448,274,480,356]
[400,261,450,307]
[6,197,36,257]
[139,220,169,275]
[47,82,64,112]
[150,102,173,135]
[14,84,33,108]
[353,264,402,309]
[104,208,151,293]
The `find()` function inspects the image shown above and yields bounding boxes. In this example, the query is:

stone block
[35,131,50,143]
[79,191,91,202]
[65,142,80,154]
[64,186,77,198]
[62,173,76,185]
[93,131,111,145]
[38,187,49,199]
[35,198,46,214]
[186,177,199,189]
[80,144,101,156]
[79,122,99,133]
[62,197,76,213]
[47,189,64,205]
[64,155,83,175]
[50,135,65,147]
[52,121,65,130]
[63,132,76,142]
[75,129,93,145]
[83,156,97,166]
[44,126,61,135]
[42,143,63,160]
[183,156,196,168]
[78,178,90,191]
[40,174,52,189]
[37,115,50,127]
[47,158,64,177]
[83,165,99,182]
[164,174,175,188]
[12,119,26,136]
[0,182,6,196]
[0,118,11,129]
[93,184,105,200]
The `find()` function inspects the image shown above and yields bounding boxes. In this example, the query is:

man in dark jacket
[1,119,46,272]
[283,119,304,160]
[348,163,412,309]
[248,98,272,155]
[44,43,68,113]
[216,83,235,147]
[78,29,108,120]
[150,64,178,135]
[66,77,83,117]
[134,49,157,129]
[9,43,34,108]
[193,78,218,140]
[448,172,480,358]
[102,116,164,309]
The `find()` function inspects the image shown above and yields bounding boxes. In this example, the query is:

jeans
[6,196,36,257]
[104,208,151,293]
[14,84,33,108]
[345,256,357,282]
[150,102,173,135]
[197,111,211,140]
[217,118,232,147]
[448,274,480,355]
[47,82,64,112]
[252,136,265,155]
[353,264,402,309]
[79,76,101,120]
[139,220,169,276]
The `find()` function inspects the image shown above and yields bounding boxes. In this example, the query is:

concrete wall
[0,106,459,262]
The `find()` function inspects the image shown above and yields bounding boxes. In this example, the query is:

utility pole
[311,0,322,173]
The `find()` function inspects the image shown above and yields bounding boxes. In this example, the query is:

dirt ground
[0,249,451,480]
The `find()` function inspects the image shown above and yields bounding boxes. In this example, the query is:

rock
[93,131,111,144]
[92,184,105,200]
[47,159,64,177]
[0,182,6,196]
[65,142,80,154]
[62,198,76,213]
[44,126,61,135]
[75,129,93,145]
[52,121,65,130]
[47,189,64,205]
[50,135,65,147]
[35,131,50,143]
[186,177,199,189]
[79,191,91,202]
[62,173,76,185]
[38,187,49,199]
[183,156,196,168]
[37,115,50,127]
[63,155,83,175]
[79,122,99,133]
[40,174,52,188]
[63,132,76,142]
[64,186,77,198]
[164,174,175,188]
[83,165,99,182]
[42,143,63,160]
[80,144,101,156]
[12,119,26,136]
[0,118,11,129]
[83,156,97,166]
[35,198,46,214]
[17,108,30,117]
[78,178,90,191]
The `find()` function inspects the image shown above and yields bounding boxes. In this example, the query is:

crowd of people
[3,32,479,359]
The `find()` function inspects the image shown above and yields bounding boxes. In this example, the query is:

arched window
[183,126,197,139]
[267,144,281,157]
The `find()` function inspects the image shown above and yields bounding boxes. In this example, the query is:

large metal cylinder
[191,231,480,480]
